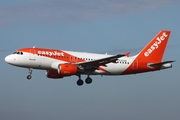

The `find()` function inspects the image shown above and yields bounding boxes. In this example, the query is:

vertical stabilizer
[137,30,171,62]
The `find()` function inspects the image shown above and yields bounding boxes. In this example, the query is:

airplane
[5,30,174,86]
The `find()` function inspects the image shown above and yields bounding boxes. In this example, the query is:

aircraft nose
[5,55,12,63]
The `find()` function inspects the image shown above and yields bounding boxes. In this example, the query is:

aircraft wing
[77,53,129,70]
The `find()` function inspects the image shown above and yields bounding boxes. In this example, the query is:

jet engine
[46,64,78,78]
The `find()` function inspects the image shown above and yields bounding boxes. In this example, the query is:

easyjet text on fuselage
[37,50,64,56]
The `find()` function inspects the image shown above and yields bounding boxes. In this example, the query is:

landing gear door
[29,49,36,60]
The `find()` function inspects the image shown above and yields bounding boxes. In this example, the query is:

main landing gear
[27,68,32,80]
[77,75,92,86]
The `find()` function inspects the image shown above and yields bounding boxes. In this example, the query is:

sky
[0,0,180,120]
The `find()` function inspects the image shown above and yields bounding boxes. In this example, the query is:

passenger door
[29,49,36,60]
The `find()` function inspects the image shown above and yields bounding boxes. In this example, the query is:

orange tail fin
[137,30,171,62]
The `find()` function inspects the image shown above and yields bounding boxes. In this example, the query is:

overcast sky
[1,0,180,120]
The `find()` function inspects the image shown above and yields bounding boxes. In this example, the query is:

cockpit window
[13,52,23,55]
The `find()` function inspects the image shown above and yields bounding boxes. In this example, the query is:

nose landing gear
[27,75,32,79]
[27,68,32,80]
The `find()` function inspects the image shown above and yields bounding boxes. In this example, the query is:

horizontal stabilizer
[149,60,175,67]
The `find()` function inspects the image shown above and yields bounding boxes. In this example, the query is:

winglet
[125,52,130,57]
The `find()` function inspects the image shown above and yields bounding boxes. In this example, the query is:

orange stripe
[16,48,85,63]
[98,67,112,74]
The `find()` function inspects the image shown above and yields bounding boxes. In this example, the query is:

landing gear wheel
[85,77,92,84]
[27,68,33,80]
[77,79,84,86]
[27,75,32,80]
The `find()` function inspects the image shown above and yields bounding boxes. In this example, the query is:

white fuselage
[5,50,137,75]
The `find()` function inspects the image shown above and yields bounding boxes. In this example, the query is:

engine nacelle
[46,64,78,79]
[59,64,77,75]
